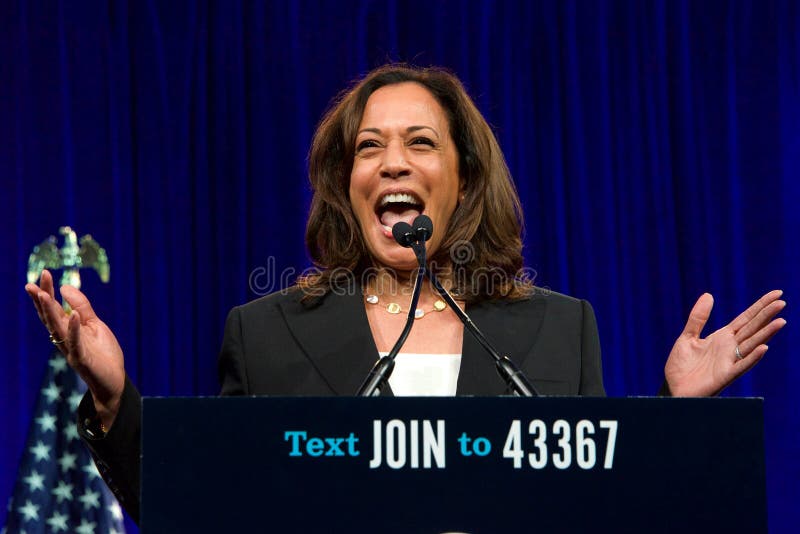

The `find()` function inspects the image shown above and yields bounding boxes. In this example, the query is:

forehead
[359,82,448,129]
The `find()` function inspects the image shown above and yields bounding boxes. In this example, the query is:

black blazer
[79,286,605,523]
[219,285,605,397]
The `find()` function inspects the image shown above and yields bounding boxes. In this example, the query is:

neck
[364,268,417,298]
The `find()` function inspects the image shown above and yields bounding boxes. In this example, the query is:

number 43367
[502,419,618,470]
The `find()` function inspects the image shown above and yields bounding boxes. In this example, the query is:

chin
[373,249,420,272]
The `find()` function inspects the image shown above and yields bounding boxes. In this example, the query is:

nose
[379,141,411,179]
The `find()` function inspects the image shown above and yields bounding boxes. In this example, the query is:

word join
[370,419,446,469]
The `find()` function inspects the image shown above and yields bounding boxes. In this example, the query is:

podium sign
[142,397,765,533]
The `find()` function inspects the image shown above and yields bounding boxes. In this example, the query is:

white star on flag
[63,422,80,441]
[42,381,62,403]
[108,500,124,521]
[75,519,97,534]
[29,441,50,462]
[22,471,44,492]
[78,488,101,510]
[48,356,68,373]
[17,500,39,522]
[51,480,74,503]
[58,451,78,472]
[82,460,102,480]
[34,412,56,432]
[46,510,69,532]
[68,390,84,411]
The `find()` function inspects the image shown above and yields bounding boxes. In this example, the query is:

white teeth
[380,193,421,206]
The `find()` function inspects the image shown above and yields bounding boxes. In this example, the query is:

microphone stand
[355,215,538,397]
[356,243,427,397]
[426,270,540,397]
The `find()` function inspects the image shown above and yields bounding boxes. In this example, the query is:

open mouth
[375,191,425,233]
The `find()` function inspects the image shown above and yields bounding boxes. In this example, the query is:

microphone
[412,215,433,243]
[411,216,540,397]
[392,222,417,248]
[356,221,427,397]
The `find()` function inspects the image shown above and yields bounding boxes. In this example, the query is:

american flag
[3,353,126,534]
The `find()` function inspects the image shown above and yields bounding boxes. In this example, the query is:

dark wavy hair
[298,64,530,303]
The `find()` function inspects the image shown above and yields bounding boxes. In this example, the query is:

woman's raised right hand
[25,269,126,429]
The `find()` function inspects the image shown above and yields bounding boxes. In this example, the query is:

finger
[37,293,55,334]
[681,293,714,338]
[25,284,46,323]
[67,310,82,361]
[731,344,769,378]
[734,300,786,343]
[38,292,68,341]
[40,269,57,301]
[60,285,99,322]
[729,290,783,333]
[738,318,787,357]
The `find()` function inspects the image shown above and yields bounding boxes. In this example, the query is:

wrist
[91,391,121,431]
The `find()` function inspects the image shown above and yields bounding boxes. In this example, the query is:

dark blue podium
[141,397,765,533]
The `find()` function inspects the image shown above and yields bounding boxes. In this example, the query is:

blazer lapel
[279,286,394,396]
[456,296,547,396]
[279,285,547,397]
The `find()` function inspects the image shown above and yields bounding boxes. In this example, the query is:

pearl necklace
[364,293,447,319]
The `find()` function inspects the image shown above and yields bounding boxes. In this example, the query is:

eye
[409,136,435,147]
[356,139,381,152]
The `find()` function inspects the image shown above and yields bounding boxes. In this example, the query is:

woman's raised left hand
[665,290,786,396]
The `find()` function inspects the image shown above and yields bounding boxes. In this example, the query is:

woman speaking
[25,64,786,523]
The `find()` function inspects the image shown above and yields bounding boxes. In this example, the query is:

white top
[378,352,462,396]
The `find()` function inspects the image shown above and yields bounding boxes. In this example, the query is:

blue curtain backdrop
[1,0,797,532]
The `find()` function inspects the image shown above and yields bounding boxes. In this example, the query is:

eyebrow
[357,125,439,137]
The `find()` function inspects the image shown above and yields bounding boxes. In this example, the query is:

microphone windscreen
[392,222,416,247]
[412,215,434,242]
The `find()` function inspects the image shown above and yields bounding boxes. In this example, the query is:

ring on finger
[734,345,744,361]
[49,333,65,346]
